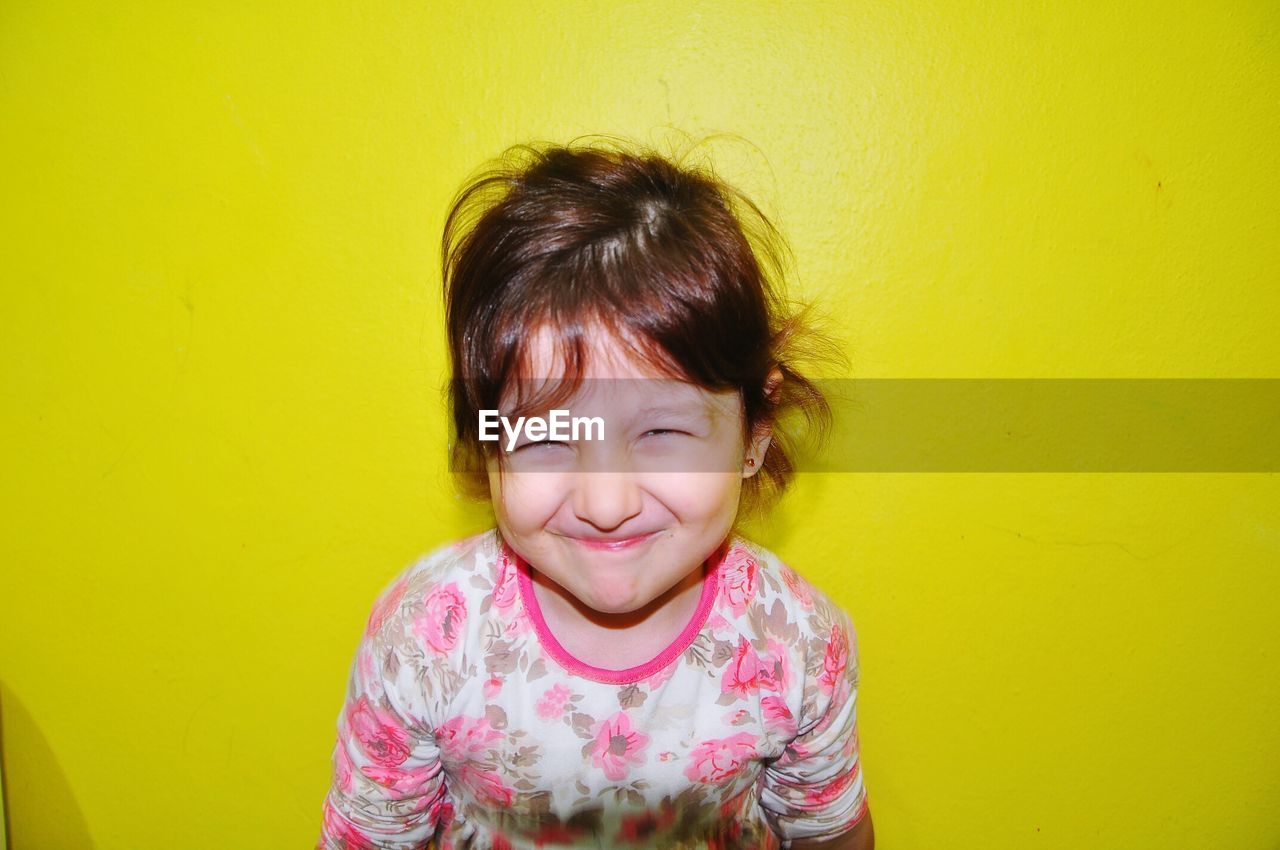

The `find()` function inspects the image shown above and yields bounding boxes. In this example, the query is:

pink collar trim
[510,539,726,685]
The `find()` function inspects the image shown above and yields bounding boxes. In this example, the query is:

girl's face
[486,325,771,619]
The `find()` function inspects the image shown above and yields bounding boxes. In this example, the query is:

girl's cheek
[501,473,540,505]
[496,473,568,524]
[663,472,741,512]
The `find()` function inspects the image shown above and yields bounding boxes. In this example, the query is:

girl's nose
[571,471,642,532]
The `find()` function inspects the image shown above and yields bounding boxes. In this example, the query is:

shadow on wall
[0,683,94,848]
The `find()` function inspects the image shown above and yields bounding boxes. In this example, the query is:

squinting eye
[513,440,569,452]
[643,429,685,438]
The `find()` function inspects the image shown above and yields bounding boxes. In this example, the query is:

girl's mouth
[569,531,658,551]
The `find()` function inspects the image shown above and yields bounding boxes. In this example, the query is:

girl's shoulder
[385,525,494,580]
[724,534,857,643]
[410,527,502,581]
[361,528,503,637]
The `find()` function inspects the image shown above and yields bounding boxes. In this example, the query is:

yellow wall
[2,2,1277,847]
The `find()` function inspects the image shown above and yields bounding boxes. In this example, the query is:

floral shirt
[318,528,868,850]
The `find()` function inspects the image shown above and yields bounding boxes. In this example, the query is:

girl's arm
[789,808,874,850]
[318,580,451,848]
[758,602,870,848]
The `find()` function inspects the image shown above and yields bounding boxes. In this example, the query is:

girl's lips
[569,531,658,551]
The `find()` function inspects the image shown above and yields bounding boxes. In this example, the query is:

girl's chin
[574,577,656,613]
[580,579,642,607]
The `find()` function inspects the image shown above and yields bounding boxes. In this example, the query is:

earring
[745,458,756,467]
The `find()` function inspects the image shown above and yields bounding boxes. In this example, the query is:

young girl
[318,140,873,850]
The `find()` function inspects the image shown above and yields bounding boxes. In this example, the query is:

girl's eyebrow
[630,402,715,426]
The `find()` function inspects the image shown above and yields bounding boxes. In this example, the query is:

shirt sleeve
[758,605,868,847]
[317,576,452,850]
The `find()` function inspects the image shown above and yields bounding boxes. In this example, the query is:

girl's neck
[529,562,707,636]
[528,567,709,671]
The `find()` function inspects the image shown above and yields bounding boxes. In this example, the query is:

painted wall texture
[2,2,1277,848]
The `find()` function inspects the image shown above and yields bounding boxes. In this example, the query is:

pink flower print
[643,658,676,690]
[706,610,734,633]
[320,797,378,850]
[429,794,455,830]
[437,715,515,807]
[718,784,753,819]
[535,683,573,720]
[366,576,409,637]
[360,763,438,797]
[504,611,532,638]
[722,637,791,698]
[333,740,355,794]
[683,732,758,784]
[460,764,514,807]
[818,623,849,696]
[760,695,798,739]
[590,711,650,781]
[483,676,503,700]
[414,583,467,654]
[719,549,760,616]
[721,637,763,698]
[755,638,791,694]
[348,695,413,768]
[436,715,503,763]
[802,760,861,808]
[781,738,813,763]
[492,549,519,610]
[780,564,813,610]
[356,644,377,687]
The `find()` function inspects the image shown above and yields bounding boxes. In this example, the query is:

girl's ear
[743,368,784,478]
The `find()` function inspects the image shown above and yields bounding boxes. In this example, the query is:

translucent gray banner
[809,379,1279,472]
[451,379,1280,472]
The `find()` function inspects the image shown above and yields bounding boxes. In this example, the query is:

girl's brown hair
[441,136,841,513]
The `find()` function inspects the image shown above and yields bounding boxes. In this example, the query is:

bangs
[480,289,703,428]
